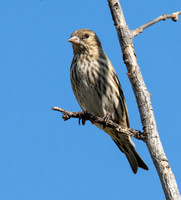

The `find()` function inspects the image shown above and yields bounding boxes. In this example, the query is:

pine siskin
[68,29,148,174]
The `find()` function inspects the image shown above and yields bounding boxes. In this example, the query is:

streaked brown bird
[68,29,148,174]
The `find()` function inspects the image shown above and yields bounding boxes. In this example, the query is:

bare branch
[132,11,181,37]
[51,107,146,140]
[107,0,180,199]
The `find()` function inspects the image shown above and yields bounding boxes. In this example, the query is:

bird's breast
[70,54,105,116]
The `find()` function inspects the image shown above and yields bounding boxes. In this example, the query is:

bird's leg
[102,113,111,129]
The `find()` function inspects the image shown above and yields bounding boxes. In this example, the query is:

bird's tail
[112,136,149,174]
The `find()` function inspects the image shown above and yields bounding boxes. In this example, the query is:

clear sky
[0,0,181,199]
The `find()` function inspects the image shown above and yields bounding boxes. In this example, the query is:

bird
[68,28,148,174]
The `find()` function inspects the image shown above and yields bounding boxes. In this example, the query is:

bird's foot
[77,111,89,125]
[102,113,111,129]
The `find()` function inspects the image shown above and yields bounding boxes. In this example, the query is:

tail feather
[113,136,149,174]
[129,144,149,171]
[125,149,138,174]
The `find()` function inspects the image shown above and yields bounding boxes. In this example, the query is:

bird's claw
[77,111,88,125]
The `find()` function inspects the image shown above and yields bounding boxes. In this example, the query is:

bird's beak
[67,36,80,44]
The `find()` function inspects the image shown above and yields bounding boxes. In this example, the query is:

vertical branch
[107,0,180,199]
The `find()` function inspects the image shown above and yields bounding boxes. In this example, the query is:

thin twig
[51,107,146,140]
[132,11,181,37]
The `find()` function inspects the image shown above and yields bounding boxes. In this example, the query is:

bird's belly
[76,84,105,117]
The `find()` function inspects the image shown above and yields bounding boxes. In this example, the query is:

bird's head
[68,29,103,55]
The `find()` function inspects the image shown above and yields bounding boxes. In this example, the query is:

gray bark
[107,0,180,199]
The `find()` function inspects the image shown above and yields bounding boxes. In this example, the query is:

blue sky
[0,0,181,199]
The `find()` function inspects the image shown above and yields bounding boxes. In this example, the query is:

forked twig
[132,11,181,37]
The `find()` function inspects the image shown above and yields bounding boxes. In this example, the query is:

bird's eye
[84,33,89,39]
